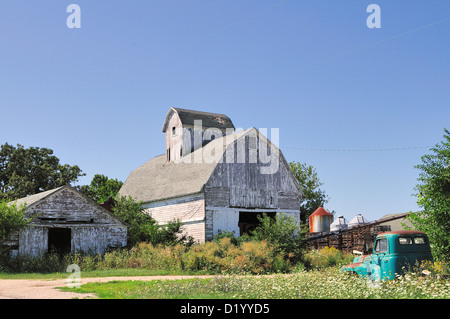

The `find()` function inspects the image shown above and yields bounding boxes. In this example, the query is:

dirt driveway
[0,275,214,299]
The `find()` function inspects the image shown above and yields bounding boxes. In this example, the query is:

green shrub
[303,247,354,269]
[107,238,291,275]
[251,213,307,263]
[0,252,64,273]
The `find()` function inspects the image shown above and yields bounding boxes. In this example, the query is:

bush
[112,196,158,247]
[79,238,291,275]
[0,252,64,273]
[251,213,307,263]
[213,230,250,246]
[152,219,195,247]
[0,199,29,246]
[303,247,354,269]
[112,196,194,248]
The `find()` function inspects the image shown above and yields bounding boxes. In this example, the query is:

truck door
[371,237,389,280]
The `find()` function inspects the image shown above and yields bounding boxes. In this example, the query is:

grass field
[60,267,450,299]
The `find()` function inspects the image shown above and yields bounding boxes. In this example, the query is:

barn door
[238,212,276,236]
[48,228,71,255]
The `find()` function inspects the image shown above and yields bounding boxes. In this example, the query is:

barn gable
[203,128,302,240]
[205,128,302,209]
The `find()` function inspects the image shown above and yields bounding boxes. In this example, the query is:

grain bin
[309,207,334,233]
[330,215,349,232]
[348,214,370,228]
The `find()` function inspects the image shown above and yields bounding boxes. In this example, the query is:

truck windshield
[375,238,388,253]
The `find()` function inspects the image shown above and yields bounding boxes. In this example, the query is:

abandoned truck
[341,230,433,281]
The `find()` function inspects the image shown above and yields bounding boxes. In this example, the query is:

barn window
[172,126,176,136]
[249,135,257,150]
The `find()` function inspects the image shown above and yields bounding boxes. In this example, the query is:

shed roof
[162,107,235,132]
[12,186,65,208]
[11,185,128,226]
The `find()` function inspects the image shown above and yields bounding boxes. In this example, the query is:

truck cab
[341,230,432,281]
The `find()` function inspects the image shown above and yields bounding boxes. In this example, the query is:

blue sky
[1,1,449,221]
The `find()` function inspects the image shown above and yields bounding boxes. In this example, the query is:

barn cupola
[162,107,235,162]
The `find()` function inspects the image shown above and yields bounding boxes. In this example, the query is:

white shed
[8,186,127,257]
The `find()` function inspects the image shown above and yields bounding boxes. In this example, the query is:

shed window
[398,237,413,245]
[414,236,427,245]
[374,238,388,253]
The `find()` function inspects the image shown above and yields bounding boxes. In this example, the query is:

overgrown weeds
[303,247,355,270]
[0,238,291,275]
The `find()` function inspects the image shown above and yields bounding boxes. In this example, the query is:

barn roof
[119,127,285,203]
[377,213,414,231]
[162,107,235,132]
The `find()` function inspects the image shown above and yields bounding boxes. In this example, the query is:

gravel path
[0,275,215,299]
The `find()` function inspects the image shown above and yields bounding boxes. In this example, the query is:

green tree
[112,196,193,248]
[289,162,329,224]
[112,196,158,248]
[0,200,29,246]
[407,128,450,261]
[0,143,84,201]
[153,219,194,247]
[78,174,123,203]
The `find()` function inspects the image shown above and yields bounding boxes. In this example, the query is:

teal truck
[341,230,433,281]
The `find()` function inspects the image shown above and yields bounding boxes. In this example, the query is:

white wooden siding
[144,194,206,242]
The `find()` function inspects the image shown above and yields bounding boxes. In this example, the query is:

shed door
[48,228,71,255]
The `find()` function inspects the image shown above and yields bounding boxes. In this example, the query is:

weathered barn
[119,107,302,243]
[8,185,127,257]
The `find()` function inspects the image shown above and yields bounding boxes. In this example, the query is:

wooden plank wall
[144,195,206,243]
[15,188,127,257]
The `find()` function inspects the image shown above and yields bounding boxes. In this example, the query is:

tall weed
[303,247,354,269]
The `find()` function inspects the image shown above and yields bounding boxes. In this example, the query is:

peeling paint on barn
[9,186,127,257]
